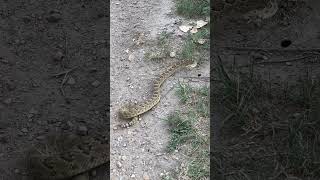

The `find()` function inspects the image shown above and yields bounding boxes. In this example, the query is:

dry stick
[50,66,78,77]
[217,46,320,52]
[50,66,78,97]
[239,55,314,67]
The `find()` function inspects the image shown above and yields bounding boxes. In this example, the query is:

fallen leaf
[190,27,198,34]
[179,25,192,32]
[128,54,134,61]
[196,20,208,29]
[169,51,176,57]
[197,39,206,44]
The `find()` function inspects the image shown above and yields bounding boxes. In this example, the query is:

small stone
[292,113,301,118]
[252,107,259,114]
[47,12,62,23]
[91,80,101,87]
[169,51,176,58]
[116,161,122,168]
[29,108,38,115]
[128,54,134,61]
[196,20,208,29]
[190,27,198,34]
[179,25,192,32]
[14,169,20,174]
[197,39,206,44]
[143,174,150,180]
[53,51,64,61]
[77,125,88,136]
[131,174,135,178]
[67,77,76,85]
[121,156,127,161]
[21,128,28,133]
[3,98,12,105]
[36,135,45,140]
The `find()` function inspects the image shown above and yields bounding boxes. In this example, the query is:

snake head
[118,105,134,119]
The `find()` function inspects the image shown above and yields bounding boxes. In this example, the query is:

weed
[166,112,196,152]
[175,82,192,104]
[175,0,210,18]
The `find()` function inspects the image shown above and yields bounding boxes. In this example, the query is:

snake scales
[118,60,196,128]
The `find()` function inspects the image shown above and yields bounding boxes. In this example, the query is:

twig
[239,55,314,67]
[217,46,320,52]
[50,66,78,77]
[50,66,78,97]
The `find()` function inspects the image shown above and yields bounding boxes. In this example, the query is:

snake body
[118,60,195,127]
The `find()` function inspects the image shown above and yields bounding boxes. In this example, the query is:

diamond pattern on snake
[118,60,197,128]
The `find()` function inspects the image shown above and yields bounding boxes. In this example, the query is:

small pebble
[121,156,127,161]
[53,51,64,61]
[21,128,28,133]
[3,98,12,105]
[47,12,62,23]
[77,125,88,136]
[36,135,45,140]
[67,77,76,85]
[143,174,150,180]
[169,51,176,57]
[92,80,101,87]
[116,161,122,168]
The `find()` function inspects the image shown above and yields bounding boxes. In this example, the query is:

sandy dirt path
[110,0,209,179]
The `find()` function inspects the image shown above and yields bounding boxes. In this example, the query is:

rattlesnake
[26,129,109,180]
[118,60,196,128]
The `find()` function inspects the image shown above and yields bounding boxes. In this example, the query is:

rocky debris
[169,51,176,57]
[143,174,150,180]
[53,51,64,61]
[21,128,28,133]
[77,125,88,136]
[116,161,122,168]
[3,98,12,105]
[47,10,62,23]
[91,80,101,87]
[67,76,76,85]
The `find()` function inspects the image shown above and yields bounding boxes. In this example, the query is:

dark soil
[0,0,109,180]
[212,0,320,179]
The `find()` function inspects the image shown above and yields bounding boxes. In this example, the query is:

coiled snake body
[118,60,195,127]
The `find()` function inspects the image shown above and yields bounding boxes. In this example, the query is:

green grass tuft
[175,0,210,18]
[166,112,195,152]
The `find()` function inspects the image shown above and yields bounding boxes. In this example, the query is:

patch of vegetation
[165,84,209,179]
[212,58,320,179]
[166,112,195,152]
[175,0,210,18]
[175,82,192,104]
[178,26,209,62]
